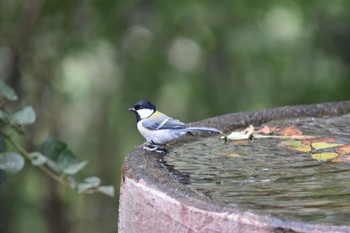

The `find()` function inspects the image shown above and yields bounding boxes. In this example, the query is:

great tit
[129,100,222,154]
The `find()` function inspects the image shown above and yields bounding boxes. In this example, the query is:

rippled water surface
[164,114,350,225]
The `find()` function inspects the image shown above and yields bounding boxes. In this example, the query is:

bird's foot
[143,144,167,154]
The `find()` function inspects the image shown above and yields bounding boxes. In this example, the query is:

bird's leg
[143,143,167,154]
[186,131,194,136]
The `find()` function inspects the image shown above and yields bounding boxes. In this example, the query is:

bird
[128,100,223,154]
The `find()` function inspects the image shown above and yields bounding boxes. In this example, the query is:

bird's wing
[142,112,186,130]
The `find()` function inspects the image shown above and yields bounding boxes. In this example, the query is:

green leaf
[11,106,36,125]
[63,160,88,175]
[97,185,115,197]
[42,139,67,159]
[42,139,79,173]
[0,136,7,153]
[84,176,101,187]
[76,176,101,193]
[0,110,8,124]
[29,152,47,166]
[0,152,25,173]
[0,169,6,186]
[0,81,18,101]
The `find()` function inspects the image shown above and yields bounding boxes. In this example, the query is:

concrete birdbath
[119,101,350,233]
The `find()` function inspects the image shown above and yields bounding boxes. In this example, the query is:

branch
[4,133,74,190]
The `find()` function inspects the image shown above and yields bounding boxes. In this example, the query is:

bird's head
[128,100,156,121]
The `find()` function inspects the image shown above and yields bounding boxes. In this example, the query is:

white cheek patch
[137,109,154,119]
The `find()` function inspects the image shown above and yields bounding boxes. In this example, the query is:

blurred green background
[1,0,350,232]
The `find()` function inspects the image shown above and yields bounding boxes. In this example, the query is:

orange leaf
[276,126,302,136]
[332,154,350,163]
[336,144,350,155]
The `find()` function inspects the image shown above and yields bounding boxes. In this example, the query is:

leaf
[280,140,312,153]
[256,125,272,134]
[84,176,101,187]
[0,81,18,101]
[332,154,350,163]
[42,139,79,173]
[311,142,343,150]
[76,176,101,193]
[0,111,8,124]
[0,169,6,186]
[11,106,36,125]
[63,160,88,175]
[77,183,94,194]
[0,136,7,153]
[222,125,254,140]
[291,144,312,153]
[311,152,339,161]
[0,152,25,173]
[336,144,350,155]
[42,139,67,159]
[97,185,115,197]
[256,125,278,134]
[29,152,47,166]
[276,126,302,136]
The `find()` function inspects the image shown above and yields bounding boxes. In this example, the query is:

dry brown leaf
[276,126,303,136]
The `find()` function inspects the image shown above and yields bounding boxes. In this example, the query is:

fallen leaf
[222,125,254,141]
[311,152,339,161]
[336,144,350,155]
[292,144,312,153]
[332,154,350,163]
[280,140,312,153]
[276,126,302,136]
[256,125,281,134]
[256,125,279,135]
[311,142,343,150]
[256,125,271,134]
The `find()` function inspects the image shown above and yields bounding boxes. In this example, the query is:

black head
[128,100,157,122]
[129,100,156,111]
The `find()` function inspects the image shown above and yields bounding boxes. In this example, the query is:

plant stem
[4,134,73,190]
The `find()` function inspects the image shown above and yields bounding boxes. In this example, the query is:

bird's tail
[186,127,223,134]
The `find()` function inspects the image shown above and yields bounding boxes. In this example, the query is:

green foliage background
[1,0,350,232]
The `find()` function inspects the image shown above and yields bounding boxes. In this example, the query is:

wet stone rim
[119,101,350,233]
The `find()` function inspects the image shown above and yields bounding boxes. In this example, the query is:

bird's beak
[128,107,136,112]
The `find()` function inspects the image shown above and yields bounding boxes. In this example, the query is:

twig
[4,133,73,190]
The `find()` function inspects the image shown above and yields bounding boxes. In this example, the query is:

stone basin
[118,101,350,233]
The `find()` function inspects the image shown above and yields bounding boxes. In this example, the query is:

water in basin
[164,114,350,225]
